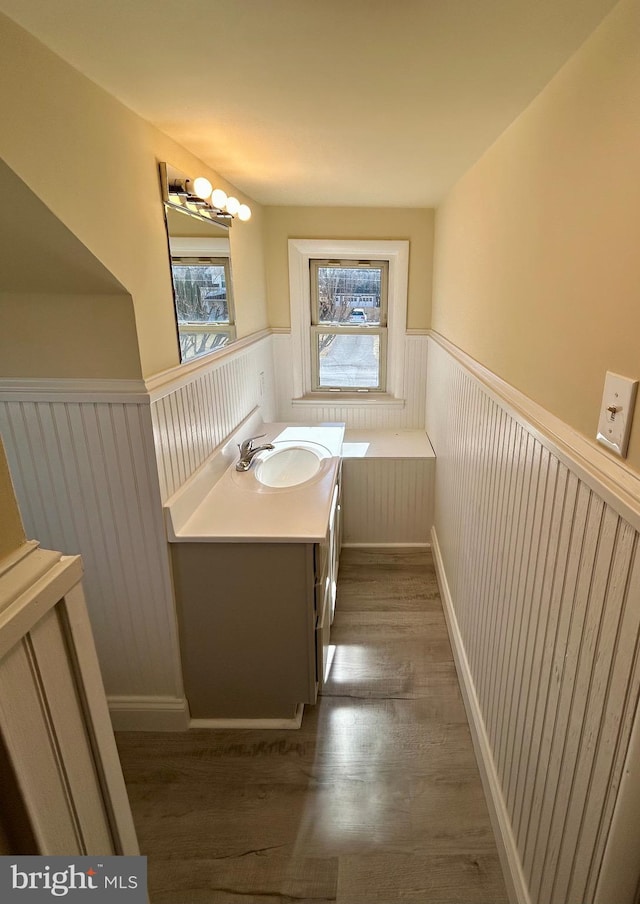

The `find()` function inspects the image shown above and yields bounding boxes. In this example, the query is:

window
[310,260,389,391]
[170,255,236,361]
[288,239,409,401]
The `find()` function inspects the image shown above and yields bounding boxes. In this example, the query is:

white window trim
[288,239,409,401]
[169,237,230,257]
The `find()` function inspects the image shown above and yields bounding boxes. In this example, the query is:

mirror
[160,164,236,363]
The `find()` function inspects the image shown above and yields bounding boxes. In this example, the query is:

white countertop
[166,422,345,543]
[342,428,435,458]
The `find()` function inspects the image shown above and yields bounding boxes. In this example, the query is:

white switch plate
[596,371,638,457]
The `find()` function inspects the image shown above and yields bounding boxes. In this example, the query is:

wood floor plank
[336,561,442,612]
[116,547,508,902]
[339,548,431,566]
[120,703,482,793]
[337,852,506,903]
[147,854,338,904]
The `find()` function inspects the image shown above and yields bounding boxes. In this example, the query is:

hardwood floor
[116,547,507,903]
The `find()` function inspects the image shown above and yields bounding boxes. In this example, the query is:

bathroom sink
[254,446,320,488]
[232,440,332,490]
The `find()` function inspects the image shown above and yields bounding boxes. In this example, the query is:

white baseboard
[430,526,530,904]
[190,703,304,730]
[108,695,190,732]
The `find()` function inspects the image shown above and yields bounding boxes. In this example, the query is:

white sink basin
[231,440,333,491]
[254,442,331,488]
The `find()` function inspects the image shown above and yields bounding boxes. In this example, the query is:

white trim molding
[145,327,272,400]
[108,695,191,732]
[0,377,148,404]
[190,703,304,731]
[428,331,640,530]
[288,239,409,402]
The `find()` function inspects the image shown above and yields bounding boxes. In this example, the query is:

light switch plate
[596,371,638,457]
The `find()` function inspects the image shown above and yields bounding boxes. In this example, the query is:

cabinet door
[315,476,341,691]
[314,518,331,692]
[328,482,340,625]
[315,578,331,691]
[336,460,343,567]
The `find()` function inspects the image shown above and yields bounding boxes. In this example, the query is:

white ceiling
[0,0,619,207]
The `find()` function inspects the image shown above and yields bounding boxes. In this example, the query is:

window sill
[292,393,405,408]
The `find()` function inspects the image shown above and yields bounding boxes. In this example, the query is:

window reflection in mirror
[163,206,236,363]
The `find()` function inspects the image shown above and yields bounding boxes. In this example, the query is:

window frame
[169,236,236,360]
[288,239,409,401]
[309,259,389,392]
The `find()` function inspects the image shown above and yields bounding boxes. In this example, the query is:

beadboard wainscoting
[271,331,431,544]
[0,388,186,722]
[150,331,277,502]
[426,334,640,904]
[341,457,433,545]
[272,331,429,429]
[0,332,278,729]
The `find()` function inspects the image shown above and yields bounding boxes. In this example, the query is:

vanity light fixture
[192,176,213,199]
[225,195,240,216]
[159,162,252,226]
[211,188,228,209]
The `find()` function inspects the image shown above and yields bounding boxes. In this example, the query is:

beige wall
[432,0,640,472]
[229,205,268,339]
[0,293,141,379]
[0,14,267,379]
[264,206,434,330]
[0,438,25,562]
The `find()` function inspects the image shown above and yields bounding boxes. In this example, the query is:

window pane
[178,327,232,360]
[317,333,380,388]
[172,263,230,323]
[316,266,382,325]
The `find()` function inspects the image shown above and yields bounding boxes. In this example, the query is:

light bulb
[237,204,252,221]
[211,188,227,209]
[193,177,213,199]
[225,196,240,216]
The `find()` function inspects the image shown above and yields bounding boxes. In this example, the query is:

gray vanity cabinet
[171,466,341,722]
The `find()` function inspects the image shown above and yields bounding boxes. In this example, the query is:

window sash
[171,256,235,327]
[310,259,388,326]
[177,323,236,360]
[311,325,387,392]
[309,259,388,392]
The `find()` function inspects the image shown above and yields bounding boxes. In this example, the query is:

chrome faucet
[235,433,274,471]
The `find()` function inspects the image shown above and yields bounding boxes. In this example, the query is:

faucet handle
[238,433,266,454]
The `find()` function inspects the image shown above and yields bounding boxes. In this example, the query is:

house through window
[171,256,236,360]
[310,260,388,391]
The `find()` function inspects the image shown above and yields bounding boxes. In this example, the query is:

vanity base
[171,541,319,722]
